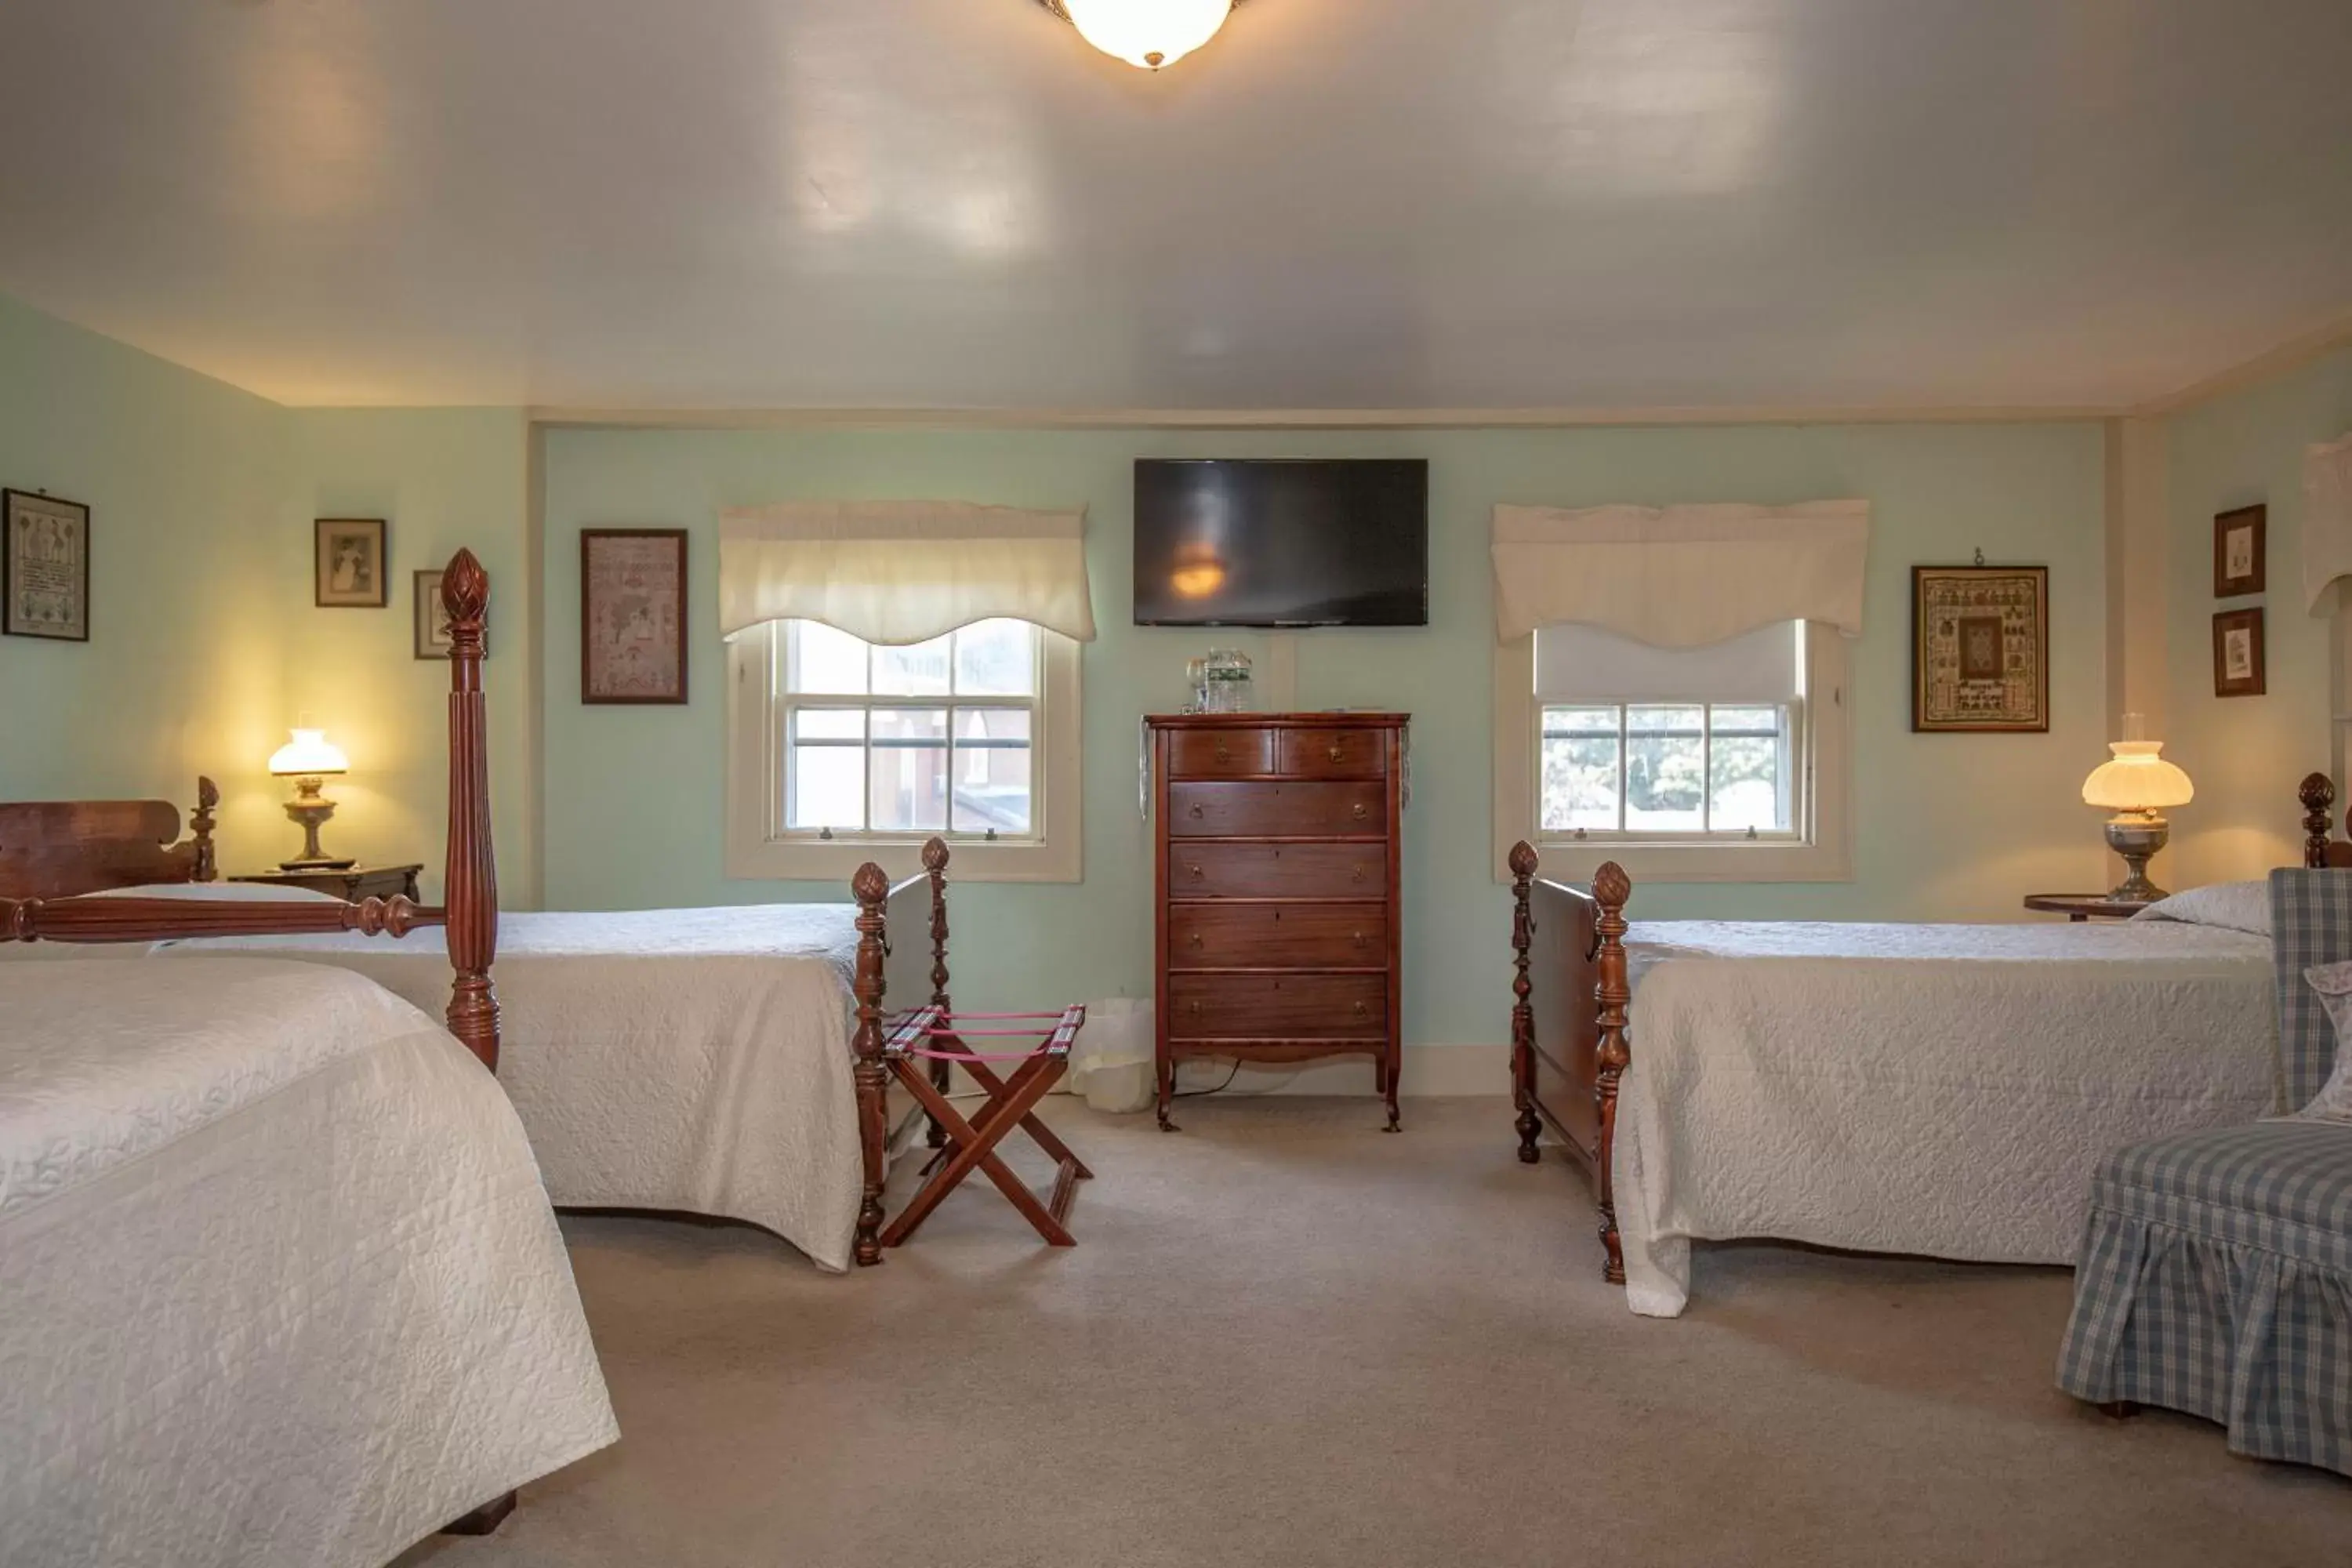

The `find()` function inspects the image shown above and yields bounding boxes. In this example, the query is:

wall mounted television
[1132,458,1430,627]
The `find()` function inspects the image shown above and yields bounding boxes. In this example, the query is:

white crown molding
[2131,310,2352,419]
[526,401,2119,433]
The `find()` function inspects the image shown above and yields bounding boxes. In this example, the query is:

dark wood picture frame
[580,528,688,705]
[413,567,485,659]
[315,517,389,608]
[2,488,90,641]
[1911,564,2050,733]
[2213,607,2266,698]
[2213,504,2267,598]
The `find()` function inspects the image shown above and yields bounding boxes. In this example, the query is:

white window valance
[2303,432,2352,615]
[1491,500,1871,647]
[718,501,1097,646]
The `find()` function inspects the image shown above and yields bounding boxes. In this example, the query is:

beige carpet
[397,1098,2351,1568]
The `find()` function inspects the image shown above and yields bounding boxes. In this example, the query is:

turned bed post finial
[191,776,220,883]
[1508,841,1541,1165]
[851,861,892,1266]
[922,837,953,1150]
[2301,773,2336,869]
[1589,860,1634,1287]
[439,550,501,1072]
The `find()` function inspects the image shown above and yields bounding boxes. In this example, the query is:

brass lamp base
[281,777,355,871]
[2103,812,2169,902]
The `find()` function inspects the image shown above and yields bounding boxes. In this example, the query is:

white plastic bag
[1069,997,1155,1113]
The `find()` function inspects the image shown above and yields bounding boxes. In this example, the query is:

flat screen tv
[1132,459,1429,627]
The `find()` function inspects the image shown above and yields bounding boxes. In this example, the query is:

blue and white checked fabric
[2058,1121,2352,1478]
[2269,869,2352,1111]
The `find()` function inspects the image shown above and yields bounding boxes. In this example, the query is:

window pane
[869,709,948,830]
[1710,705,1780,737]
[873,635,951,697]
[1624,705,1704,829]
[786,708,866,830]
[793,707,865,742]
[953,708,1032,834]
[953,619,1036,697]
[789,621,869,695]
[1541,707,1620,831]
[1708,705,1788,833]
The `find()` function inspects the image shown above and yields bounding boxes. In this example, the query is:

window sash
[1536,700,1803,840]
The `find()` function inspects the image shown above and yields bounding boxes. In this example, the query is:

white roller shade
[719,501,1097,646]
[1537,620,1801,705]
[2303,431,2352,615]
[1492,500,1871,647]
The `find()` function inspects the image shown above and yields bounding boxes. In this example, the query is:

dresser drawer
[1168,902,1387,969]
[1167,781,1385,838]
[1168,842,1385,898]
[1278,727,1388,779]
[1166,727,1274,779]
[1167,972,1386,1040]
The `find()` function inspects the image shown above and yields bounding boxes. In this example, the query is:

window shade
[1537,620,1801,705]
[719,502,1097,646]
[2304,431,2352,615]
[1492,500,1871,647]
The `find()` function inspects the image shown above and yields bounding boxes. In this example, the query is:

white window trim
[1491,627,1852,884]
[727,621,1083,884]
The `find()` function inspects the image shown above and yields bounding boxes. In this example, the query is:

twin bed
[1508,777,2345,1317]
[1,552,956,1566]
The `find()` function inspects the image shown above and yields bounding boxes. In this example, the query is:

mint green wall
[542,422,2111,1042]
[0,293,296,857]
[2166,347,2352,883]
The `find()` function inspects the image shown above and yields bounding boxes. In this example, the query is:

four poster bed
[1505,776,2344,1318]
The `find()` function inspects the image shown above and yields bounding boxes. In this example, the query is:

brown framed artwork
[413,567,488,659]
[2213,504,2266,598]
[1911,564,2050,732]
[315,517,388,608]
[2,488,89,641]
[2213,608,2266,698]
[581,528,688,704]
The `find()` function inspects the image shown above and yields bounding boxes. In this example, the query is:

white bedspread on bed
[1613,919,2278,1318]
[169,904,869,1270]
[0,958,616,1568]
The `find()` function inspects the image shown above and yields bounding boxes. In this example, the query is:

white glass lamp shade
[2082,740,2193,811]
[268,728,349,778]
[1058,0,1233,69]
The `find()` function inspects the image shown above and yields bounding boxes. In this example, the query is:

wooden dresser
[1146,712,1409,1133]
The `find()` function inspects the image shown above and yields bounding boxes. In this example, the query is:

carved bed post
[2302,773,2336,869]
[1590,860,1633,1286]
[851,861,891,1266]
[439,551,500,1072]
[923,837,953,1150]
[189,776,220,883]
[1509,841,1541,1165]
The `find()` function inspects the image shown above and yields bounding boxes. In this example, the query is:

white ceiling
[0,0,2347,412]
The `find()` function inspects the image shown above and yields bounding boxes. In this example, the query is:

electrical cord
[1175,1061,1245,1098]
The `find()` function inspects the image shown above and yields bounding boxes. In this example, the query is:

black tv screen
[1133,459,1429,627]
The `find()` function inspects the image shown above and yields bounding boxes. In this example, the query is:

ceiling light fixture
[1036,0,1243,71]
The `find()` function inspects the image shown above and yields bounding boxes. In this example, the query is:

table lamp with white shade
[267,725,353,870]
[2081,716,2194,902]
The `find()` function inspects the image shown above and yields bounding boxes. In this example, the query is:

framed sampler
[1911,564,2049,733]
[2213,504,2266,598]
[581,528,688,704]
[2,488,89,641]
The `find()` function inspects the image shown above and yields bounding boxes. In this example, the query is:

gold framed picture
[315,517,388,608]
[2213,607,2265,698]
[1911,564,2049,733]
[2213,503,2266,598]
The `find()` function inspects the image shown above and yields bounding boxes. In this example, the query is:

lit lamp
[267,727,353,870]
[2081,717,2194,902]
[1043,0,1238,71]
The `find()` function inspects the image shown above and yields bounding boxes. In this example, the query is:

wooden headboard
[2300,773,2352,869]
[0,777,220,899]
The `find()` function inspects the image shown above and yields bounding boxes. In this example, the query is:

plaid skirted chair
[2056,869,2352,1478]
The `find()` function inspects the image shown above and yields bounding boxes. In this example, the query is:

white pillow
[83,881,345,905]
[2129,880,2271,938]
[2294,960,2352,1123]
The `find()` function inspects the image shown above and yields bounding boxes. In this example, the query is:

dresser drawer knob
[1188,1000,1202,1016]
[1352,930,1367,948]
[1189,804,1204,819]
[1188,931,1203,947]
[1352,802,1368,820]
[1352,1000,1370,1018]
[1214,744,1231,763]
[1353,864,1367,882]
[1328,743,1345,763]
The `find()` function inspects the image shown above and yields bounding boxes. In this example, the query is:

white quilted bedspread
[1613,919,2277,1317]
[171,904,869,1269]
[0,958,616,1568]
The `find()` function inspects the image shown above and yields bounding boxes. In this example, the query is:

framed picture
[413,568,487,659]
[2,488,89,641]
[315,517,388,608]
[1912,564,2050,732]
[2213,607,2266,698]
[2213,503,2266,598]
[581,528,688,704]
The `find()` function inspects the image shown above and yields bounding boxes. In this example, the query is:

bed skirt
[2056,1131,2352,1479]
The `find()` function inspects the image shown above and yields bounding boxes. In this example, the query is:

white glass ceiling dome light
[1041,0,1239,71]
[2082,714,2194,904]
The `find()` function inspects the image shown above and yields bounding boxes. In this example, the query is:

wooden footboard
[1508,843,1633,1285]
[848,838,953,1268]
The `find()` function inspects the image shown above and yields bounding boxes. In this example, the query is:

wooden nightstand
[234,863,423,903]
[2024,892,2156,922]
